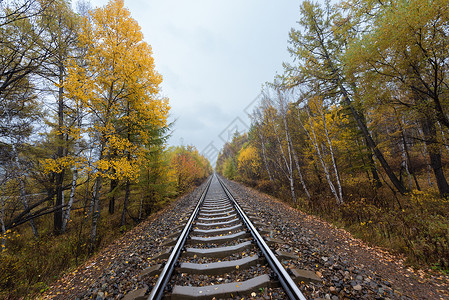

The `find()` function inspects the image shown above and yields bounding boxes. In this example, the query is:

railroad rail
[147,174,307,300]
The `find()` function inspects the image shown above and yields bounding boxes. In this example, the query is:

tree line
[217,0,449,269]
[0,0,212,291]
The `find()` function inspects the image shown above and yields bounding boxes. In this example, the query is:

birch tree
[262,90,297,203]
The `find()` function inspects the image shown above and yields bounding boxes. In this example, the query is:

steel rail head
[216,175,307,300]
[147,175,213,300]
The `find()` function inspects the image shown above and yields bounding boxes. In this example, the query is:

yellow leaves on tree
[62,0,169,181]
[304,96,349,162]
[237,146,261,180]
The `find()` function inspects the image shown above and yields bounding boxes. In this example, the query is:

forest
[216,0,449,274]
[0,0,211,297]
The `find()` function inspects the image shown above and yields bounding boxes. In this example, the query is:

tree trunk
[1,185,6,252]
[321,107,343,202]
[420,116,449,196]
[109,178,117,214]
[394,110,420,190]
[303,109,342,204]
[62,166,77,233]
[438,122,449,154]
[54,64,65,235]
[291,148,311,201]
[340,90,407,194]
[138,192,143,220]
[259,132,274,183]
[361,136,382,188]
[284,116,311,201]
[420,129,433,186]
[270,110,296,203]
[54,170,64,234]
[62,105,83,233]
[88,175,102,254]
[120,180,130,227]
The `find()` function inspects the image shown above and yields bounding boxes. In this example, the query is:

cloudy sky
[88,0,302,165]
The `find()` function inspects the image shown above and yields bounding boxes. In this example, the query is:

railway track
[146,174,307,300]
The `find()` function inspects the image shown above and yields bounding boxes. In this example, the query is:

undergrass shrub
[255,180,273,194]
[242,173,449,272]
[335,190,449,269]
[0,235,76,299]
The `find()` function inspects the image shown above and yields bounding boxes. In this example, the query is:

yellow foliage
[237,146,261,180]
[61,0,170,182]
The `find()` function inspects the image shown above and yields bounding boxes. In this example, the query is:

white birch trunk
[270,110,296,203]
[283,110,311,201]
[291,148,311,201]
[284,124,296,203]
[320,110,343,203]
[62,109,83,233]
[89,175,102,253]
[301,109,342,204]
[62,166,77,232]
[259,131,274,183]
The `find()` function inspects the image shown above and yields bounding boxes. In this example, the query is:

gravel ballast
[43,177,449,300]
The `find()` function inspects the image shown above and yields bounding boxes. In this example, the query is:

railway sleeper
[177,254,264,275]
[150,248,173,261]
[203,198,228,203]
[166,230,182,239]
[265,237,286,246]
[160,237,177,247]
[197,214,237,222]
[289,268,322,284]
[201,200,232,209]
[167,274,275,300]
[138,263,163,278]
[183,241,253,258]
[122,286,148,300]
[195,218,240,229]
[200,207,234,214]
[188,231,251,245]
[275,249,299,260]
[198,210,235,218]
[201,204,230,210]
[173,223,187,231]
[191,224,243,236]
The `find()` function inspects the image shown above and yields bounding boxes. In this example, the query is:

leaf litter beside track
[41,181,208,300]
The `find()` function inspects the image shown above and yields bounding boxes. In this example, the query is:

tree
[37,0,80,234]
[237,145,261,181]
[65,0,168,253]
[0,0,49,101]
[285,0,408,194]
[298,95,345,204]
[344,0,449,196]
[222,157,237,180]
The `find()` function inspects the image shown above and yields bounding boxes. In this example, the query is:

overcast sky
[88,0,303,165]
